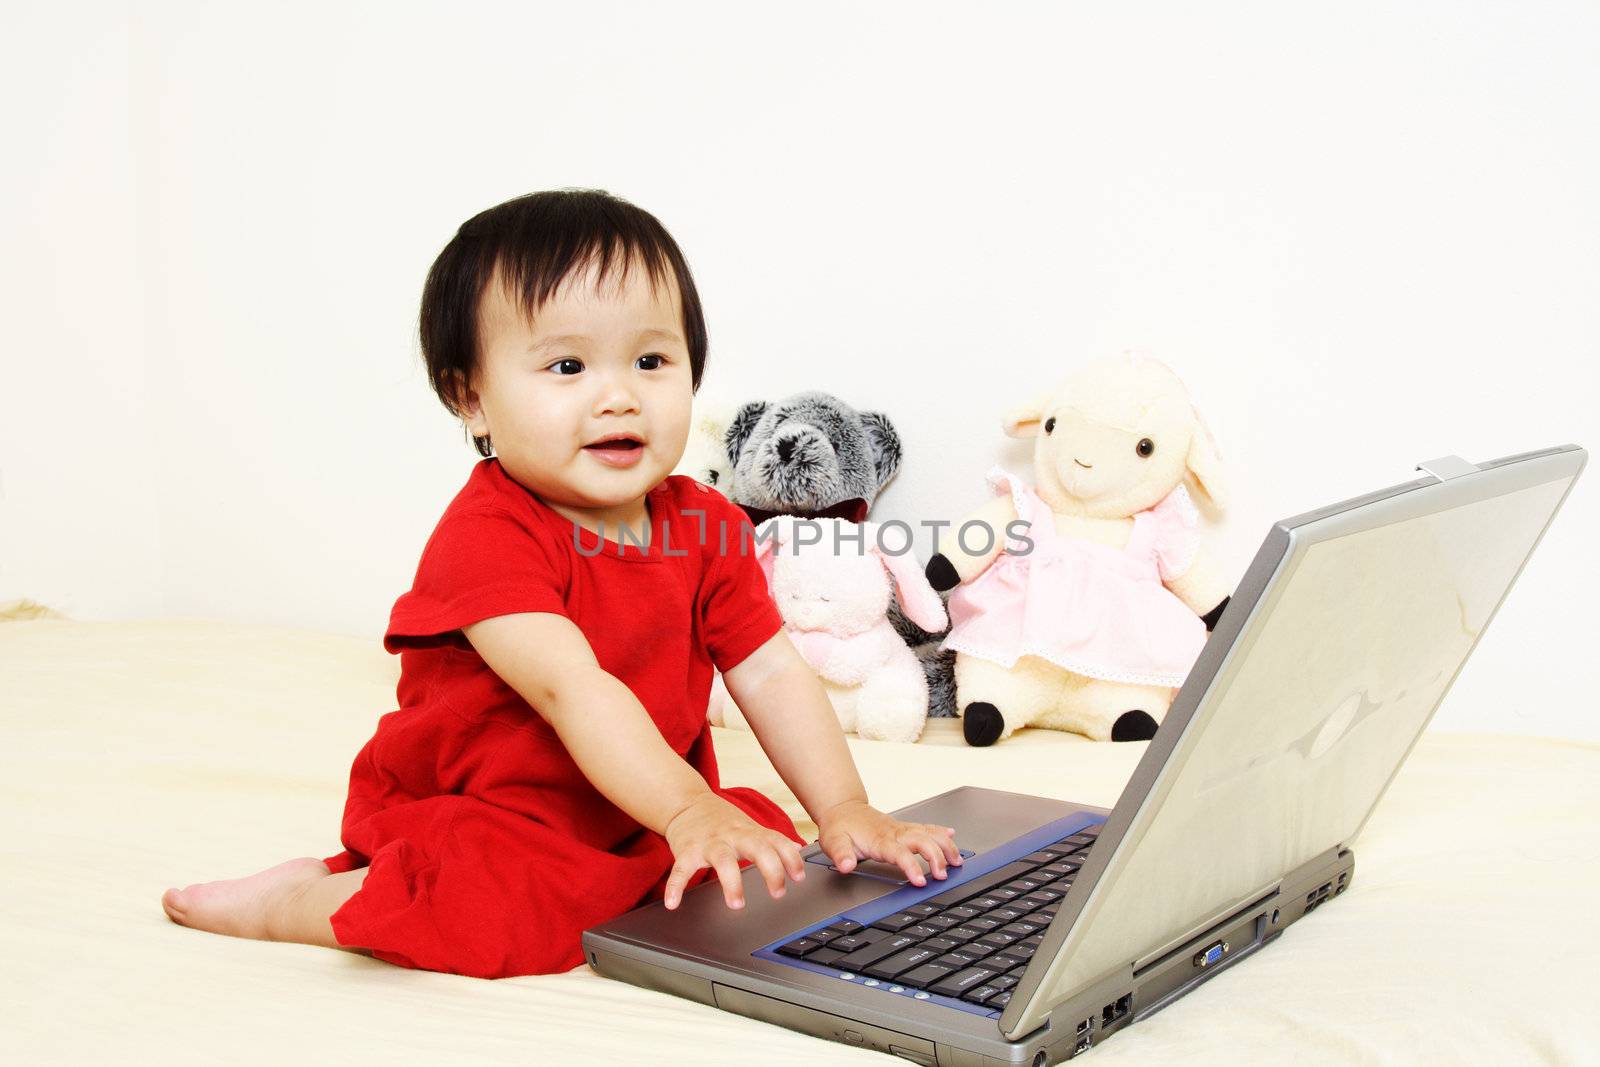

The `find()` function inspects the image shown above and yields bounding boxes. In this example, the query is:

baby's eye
[549,358,584,376]
[637,353,665,370]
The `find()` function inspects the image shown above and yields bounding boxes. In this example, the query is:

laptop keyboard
[770,825,1101,1011]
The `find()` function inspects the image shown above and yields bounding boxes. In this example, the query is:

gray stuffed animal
[723,390,957,718]
[724,390,898,525]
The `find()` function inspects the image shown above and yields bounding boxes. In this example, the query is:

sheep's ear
[724,401,768,465]
[1002,392,1052,439]
[1185,423,1229,512]
[859,411,902,490]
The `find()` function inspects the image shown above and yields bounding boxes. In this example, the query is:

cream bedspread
[2,618,1596,1064]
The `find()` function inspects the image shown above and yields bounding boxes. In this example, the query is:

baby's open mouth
[584,438,644,452]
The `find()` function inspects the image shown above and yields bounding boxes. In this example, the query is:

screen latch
[1416,455,1480,481]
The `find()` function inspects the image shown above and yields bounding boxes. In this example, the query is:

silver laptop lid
[1000,445,1586,1041]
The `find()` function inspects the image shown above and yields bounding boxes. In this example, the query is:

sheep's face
[1036,401,1192,517]
[768,543,890,636]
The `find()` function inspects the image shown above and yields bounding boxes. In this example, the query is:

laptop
[584,444,1585,1065]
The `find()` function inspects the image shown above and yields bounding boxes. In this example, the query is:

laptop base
[586,787,1355,1066]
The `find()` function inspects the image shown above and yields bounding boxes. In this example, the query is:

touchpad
[803,849,976,885]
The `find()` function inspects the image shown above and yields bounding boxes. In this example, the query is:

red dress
[321,459,801,979]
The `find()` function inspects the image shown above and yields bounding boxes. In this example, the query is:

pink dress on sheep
[940,466,1208,689]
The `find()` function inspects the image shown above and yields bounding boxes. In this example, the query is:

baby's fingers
[747,841,791,900]
[779,838,807,883]
[907,829,954,879]
[819,827,860,874]
[663,856,700,911]
[882,840,928,887]
[709,844,746,910]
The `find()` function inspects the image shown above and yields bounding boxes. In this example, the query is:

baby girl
[160,188,962,979]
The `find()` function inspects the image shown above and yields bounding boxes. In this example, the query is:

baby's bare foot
[162,857,330,942]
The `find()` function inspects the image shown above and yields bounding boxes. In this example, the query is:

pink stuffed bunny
[717,515,948,743]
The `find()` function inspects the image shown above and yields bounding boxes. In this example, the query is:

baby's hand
[816,800,962,887]
[662,793,807,911]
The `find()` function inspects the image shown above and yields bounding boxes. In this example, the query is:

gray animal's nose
[777,438,794,462]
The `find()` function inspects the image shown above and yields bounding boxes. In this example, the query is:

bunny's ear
[865,527,948,633]
[751,515,791,588]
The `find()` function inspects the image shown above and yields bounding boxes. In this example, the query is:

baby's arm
[723,632,962,883]
[462,612,806,908]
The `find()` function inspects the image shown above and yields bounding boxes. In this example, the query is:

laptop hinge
[1416,455,1479,481]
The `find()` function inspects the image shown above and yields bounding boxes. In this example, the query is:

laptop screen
[1007,448,1583,1035]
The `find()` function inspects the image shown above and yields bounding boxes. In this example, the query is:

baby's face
[463,255,693,517]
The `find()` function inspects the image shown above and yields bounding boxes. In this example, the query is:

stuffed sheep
[926,355,1233,745]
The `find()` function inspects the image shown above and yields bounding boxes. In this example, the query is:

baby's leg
[162,858,370,951]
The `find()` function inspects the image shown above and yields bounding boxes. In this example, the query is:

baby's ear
[724,401,768,466]
[449,370,487,433]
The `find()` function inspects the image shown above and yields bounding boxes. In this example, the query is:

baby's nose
[777,438,795,463]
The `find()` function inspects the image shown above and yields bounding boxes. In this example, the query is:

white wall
[3,1,1595,738]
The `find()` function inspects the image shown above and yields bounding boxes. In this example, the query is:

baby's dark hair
[419,188,709,457]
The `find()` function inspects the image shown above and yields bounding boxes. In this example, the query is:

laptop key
[961,984,1002,1005]
[825,919,864,935]
[906,903,942,916]
[985,952,1030,971]
[943,925,986,943]
[902,924,943,940]
[832,932,920,970]
[776,936,825,957]
[989,990,1013,1008]
[986,906,1026,923]
[807,947,848,966]
[964,916,1003,932]
[863,946,943,980]
[897,962,957,988]
[825,933,873,952]
[1021,850,1059,865]
[933,949,987,969]
[929,965,1003,998]
[945,905,982,920]
[921,861,1037,908]
[870,911,923,932]
[919,936,960,955]
[922,914,961,930]
[976,931,1021,950]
